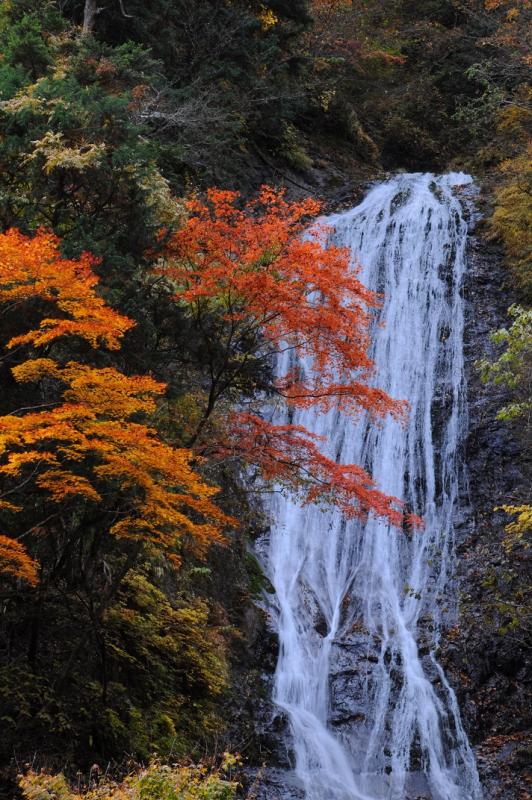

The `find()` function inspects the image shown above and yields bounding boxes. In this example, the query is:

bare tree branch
[118,0,132,19]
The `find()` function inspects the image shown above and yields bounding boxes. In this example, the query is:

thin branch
[118,0,132,18]
[10,402,58,416]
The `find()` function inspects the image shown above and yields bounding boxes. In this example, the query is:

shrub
[19,760,239,800]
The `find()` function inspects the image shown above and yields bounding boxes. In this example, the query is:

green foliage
[105,571,228,741]
[244,553,275,599]
[0,1,314,274]
[452,75,506,140]
[1,13,53,80]
[0,566,229,771]
[61,0,308,177]
[20,772,74,800]
[279,123,313,171]
[477,304,532,422]
[0,9,266,784]
[476,546,531,644]
[0,28,176,275]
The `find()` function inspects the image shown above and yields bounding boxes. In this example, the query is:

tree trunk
[83,0,101,36]
[27,590,44,667]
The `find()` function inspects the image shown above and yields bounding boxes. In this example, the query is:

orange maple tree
[0,229,231,585]
[159,187,408,525]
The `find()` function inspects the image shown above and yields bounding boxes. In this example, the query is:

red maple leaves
[160,187,409,525]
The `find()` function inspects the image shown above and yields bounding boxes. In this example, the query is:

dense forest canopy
[0,0,529,797]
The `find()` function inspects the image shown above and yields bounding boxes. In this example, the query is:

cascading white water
[263,173,483,800]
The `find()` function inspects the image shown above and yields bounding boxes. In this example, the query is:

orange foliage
[211,413,407,525]
[160,187,406,523]
[0,535,38,586]
[0,373,231,558]
[0,230,232,585]
[162,187,405,418]
[0,228,134,350]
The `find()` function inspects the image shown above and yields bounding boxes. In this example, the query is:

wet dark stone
[314,613,329,638]
[437,205,532,800]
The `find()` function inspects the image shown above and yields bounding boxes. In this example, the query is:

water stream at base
[262,173,483,800]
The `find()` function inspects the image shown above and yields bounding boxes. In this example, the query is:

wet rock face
[250,769,306,800]
[440,213,532,800]
[327,634,373,752]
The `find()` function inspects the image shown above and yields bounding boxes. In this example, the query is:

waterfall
[263,173,483,800]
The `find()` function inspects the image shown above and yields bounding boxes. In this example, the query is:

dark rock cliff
[441,198,532,800]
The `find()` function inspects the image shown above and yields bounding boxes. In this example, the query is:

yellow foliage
[26,131,106,174]
[19,772,81,800]
[312,0,352,9]
[0,78,56,114]
[497,504,532,552]
[0,499,22,512]
[503,504,532,535]
[0,535,38,585]
[127,163,184,227]
[497,99,532,140]
[19,760,238,800]
[12,360,166,418]
[258,7,278,30]
[484,0,529,10]
[36,470,103,503]
[491,143,532,298]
